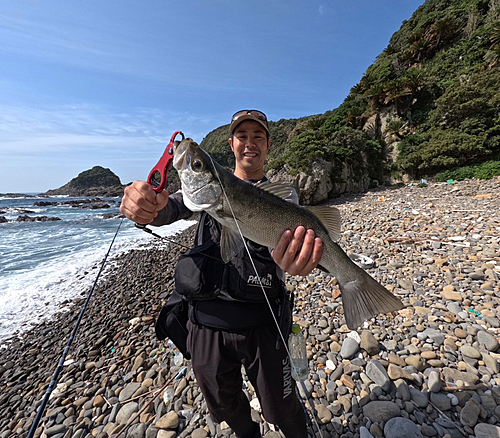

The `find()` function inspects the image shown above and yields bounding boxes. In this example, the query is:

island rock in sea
[44,166,125,197]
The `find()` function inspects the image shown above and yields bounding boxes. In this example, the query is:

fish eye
[192,159,203,171]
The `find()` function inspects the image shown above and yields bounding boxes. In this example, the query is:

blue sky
[1,0,425,193]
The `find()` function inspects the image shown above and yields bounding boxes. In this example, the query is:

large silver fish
[173,138,403,329]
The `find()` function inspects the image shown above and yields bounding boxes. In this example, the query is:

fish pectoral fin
[220,226,245,263]
[305,206,342,242]
[255,181,296,201]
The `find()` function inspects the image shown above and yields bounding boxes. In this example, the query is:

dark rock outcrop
[16,215,61,222]
[44,166,125,197]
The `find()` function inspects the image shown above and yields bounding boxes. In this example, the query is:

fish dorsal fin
[255,181,295,200]
[304,206,341,242]
[220,226,245,263]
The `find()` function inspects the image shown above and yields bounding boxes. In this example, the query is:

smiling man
[229,111,271,180]
[120,110,322,438]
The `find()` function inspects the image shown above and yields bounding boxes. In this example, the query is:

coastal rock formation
[15,215,61,222]
[44,166,125,197]
[268,159,371,205]
[34,198,116,209]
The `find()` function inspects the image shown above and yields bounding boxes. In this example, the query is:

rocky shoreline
[1,177,499,438]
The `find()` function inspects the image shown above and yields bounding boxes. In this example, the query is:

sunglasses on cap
[231,109,268,124]
[230,109,269,134]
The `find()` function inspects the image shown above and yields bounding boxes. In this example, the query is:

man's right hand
[119,180,169,225]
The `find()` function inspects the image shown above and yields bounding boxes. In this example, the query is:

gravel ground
[1,177,499,438]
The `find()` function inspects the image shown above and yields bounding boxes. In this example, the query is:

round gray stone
[460,345,481,359]
[128,423,147,438]
[409,387,429,408]
[430,392,451,411]
[365,359,390,392]
[340,337,360,359]
[419,328,444,346]
[428,370,441,393]
[474,423,500,438]
[477,330,499,351]
[384,417,424,438]
[447,302,462,315]
[116,402,139,424]
[360,426,375,438]
[362,400,401,423]
[394,379,410,401]
[118,382,142,402]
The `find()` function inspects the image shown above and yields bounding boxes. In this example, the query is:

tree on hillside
[484,23,500,67]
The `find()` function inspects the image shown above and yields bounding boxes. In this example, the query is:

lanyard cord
[208,157,322,437]
[27,218,124,438]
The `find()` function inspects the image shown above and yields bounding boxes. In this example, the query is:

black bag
[175,212,283,302]
[155,291,191,359]
[174,239,225,299]
[225,240,282,302]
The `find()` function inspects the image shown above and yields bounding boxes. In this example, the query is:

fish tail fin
[339,270,404,330]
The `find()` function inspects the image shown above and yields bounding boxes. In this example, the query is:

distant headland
[1,166,126,198]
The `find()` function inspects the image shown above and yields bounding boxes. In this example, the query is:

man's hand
[119,180,169,224]
[271,226,323,276]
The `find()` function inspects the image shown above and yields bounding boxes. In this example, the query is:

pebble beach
[1,177,499,438]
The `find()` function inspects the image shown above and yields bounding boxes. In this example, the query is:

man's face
[229,120,271,177]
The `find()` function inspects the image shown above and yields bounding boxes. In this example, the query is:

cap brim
[230,114,269,134]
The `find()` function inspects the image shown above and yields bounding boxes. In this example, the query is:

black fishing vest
[174,211,285,302]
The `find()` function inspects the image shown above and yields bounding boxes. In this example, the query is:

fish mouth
[173,138,197,171]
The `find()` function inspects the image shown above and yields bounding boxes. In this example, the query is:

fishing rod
[27,131,186,436]
[27,218,124,438]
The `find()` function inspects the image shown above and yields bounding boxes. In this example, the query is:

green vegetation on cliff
[199,0,500,188]
[66,166,122,189]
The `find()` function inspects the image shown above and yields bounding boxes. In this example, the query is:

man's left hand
[271,226,323,276]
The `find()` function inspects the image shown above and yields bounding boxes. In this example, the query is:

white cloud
[0,102,219,192]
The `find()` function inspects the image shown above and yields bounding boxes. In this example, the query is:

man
[120,110,323,438]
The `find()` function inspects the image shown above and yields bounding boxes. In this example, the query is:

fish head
[173,138,222,211]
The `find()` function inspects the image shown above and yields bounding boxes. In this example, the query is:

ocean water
[0,195,195,345]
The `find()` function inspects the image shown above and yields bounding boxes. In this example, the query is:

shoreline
[1,178,499,438]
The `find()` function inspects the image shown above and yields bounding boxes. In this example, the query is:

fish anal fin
[339,270,404,330]
[305,206,342,242]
